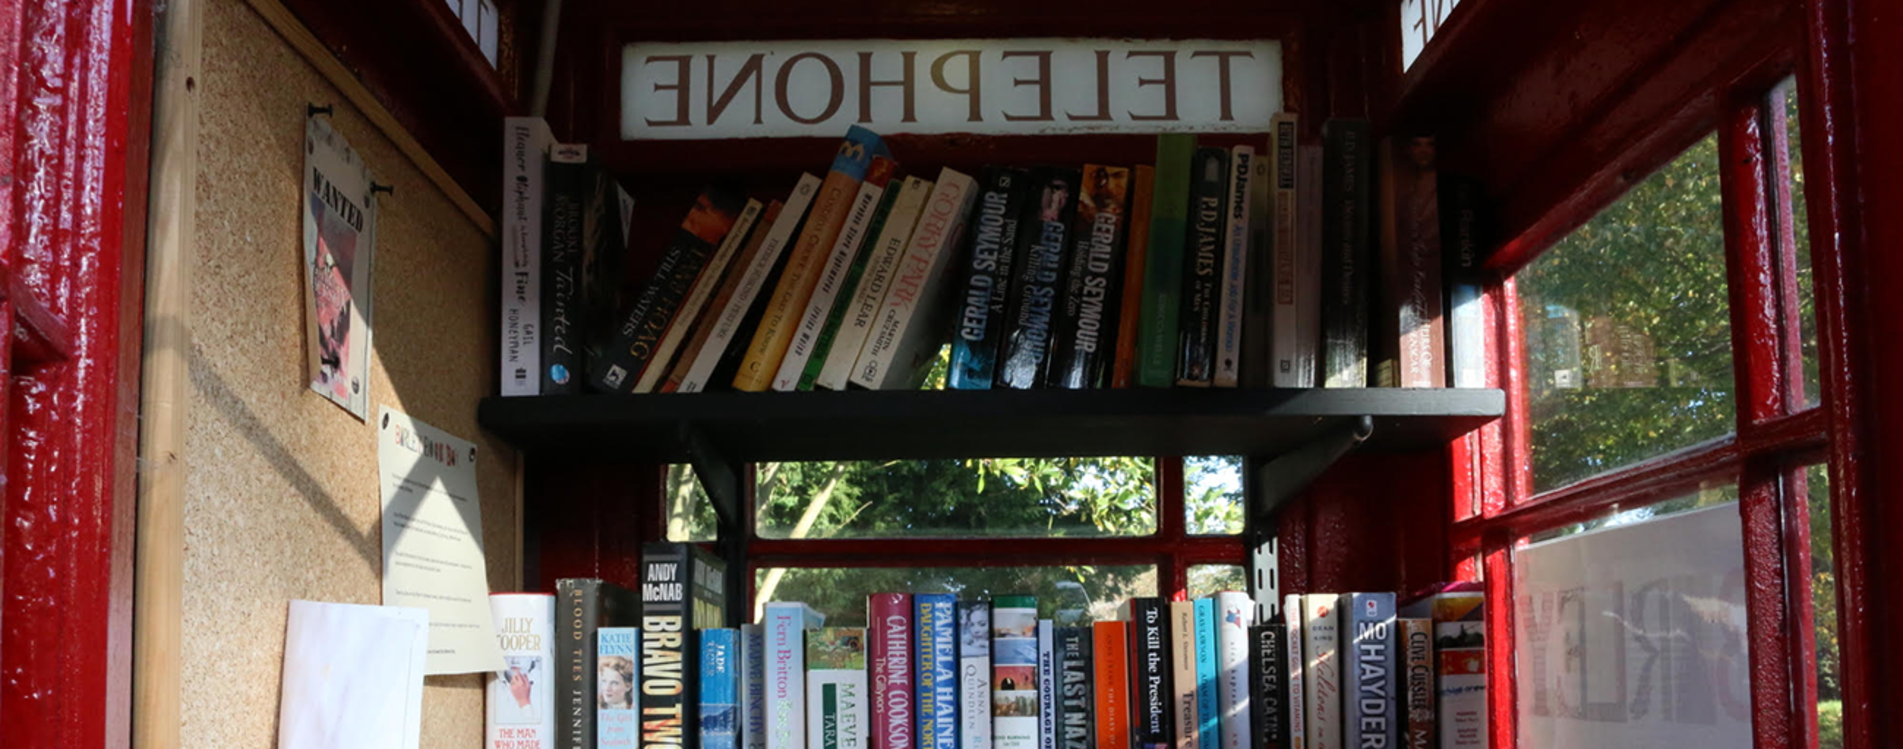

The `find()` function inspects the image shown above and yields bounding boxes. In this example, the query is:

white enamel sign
[622,38,1282,140]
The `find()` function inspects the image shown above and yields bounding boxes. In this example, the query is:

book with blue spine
[949,167,1032,389]
[598,626,640,749]
[961,600,996,749]
[1339,593,1397,749]
[703,628,741,749]
[916,593,960,749]
[1193,599,1220,749]
[1214,592,1255,749]
[765,602,828,749]
[742,624,767,749]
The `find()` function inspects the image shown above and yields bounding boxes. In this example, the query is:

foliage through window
[753,565,1154,626]
[1187,564,1247,600]
[1803,465,1842,748]
[754,457,1158,539]
[1186,456,1245,535]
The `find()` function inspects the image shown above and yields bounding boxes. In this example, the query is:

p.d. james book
[1177,148,1230,387]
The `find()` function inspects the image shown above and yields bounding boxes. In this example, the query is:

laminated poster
[302,116,377,419]
[377,406,504,675]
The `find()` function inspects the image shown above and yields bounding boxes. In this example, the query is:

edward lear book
[852,168,979,390]
[778,156,899,391]
[948,167,1032,390]
[996,167,1082,389]
[640,543,730,749]
[802,179,906,391]
[1048,164,1132,389]
[1177,147,1229,387]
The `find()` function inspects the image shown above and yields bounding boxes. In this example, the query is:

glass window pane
[1802,465,1842,746]
[754,458,1157,539]
[665,464,718,542]
[1514,485,1751,745]
[1186,456,1246,535]
[754,565,1156,626]
[1776,80,1822,407]
[1186,564,1247,600]
[1518,133,1736,492]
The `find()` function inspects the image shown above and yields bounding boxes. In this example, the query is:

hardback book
[916,593,961,749]
[959,599,995,749]
[1048,163,1133,389]
[743,623,768,749]
[542,144,625,395]
[948,166,1033,390]
[593,186,747,392]
[1056,627,1094,749]
[802,179,907,391]
[635,198,765,393]
[1213,146,1255,389]
[1268,116,1313,388]
[990,596,1039,749]
[1399,618,1435,749]
[1242,134,1276,389]
[1377,136,1446,388]
[599,627,640,749]
[1320,119,1374,389]
[777,156,899,391]
[1301,594,1341,749]
[1137,135,1199,388]
[852,167,980,390]
[489,593,556,749]
[1399,584,1485,749]
[1441,174,1489,388]
[1177,148,1230,387]
[641,544,730,749]
[585,181,636,389]
[1092,619,1132,749]
[501,116,555,396]
[1339,593,1397,749]
[816,176,934,390]
[1111,166,1157,389]
[1168,600,1200,749]
[1192,599,1219,749]
[996,167,1083,389]
[664,201,784,393]
[736,126,889,391]
[703,628,742,749]
[1038,621,1058,749]
[1280,595,1306,749]
[1124,597,1173,749]
[555,578,640,749]
[869,593,917,749]
[808,628,872,749]
[676,175,821,392]
[1294,146,1324,389]
[1213,591,1255,749]
[765,602,829,749]
[1247,621,1285,749]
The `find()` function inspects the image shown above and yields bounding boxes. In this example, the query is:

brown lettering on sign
[706,53,766,125]
[1125,50,1179,121]
[1065,50,1113,122]
[644,55,693,126]
[930,50,983,122]
[775,52,845,124]
[858,51,918,124]
[1191,51,1252,121]
[1000,50,1054,122]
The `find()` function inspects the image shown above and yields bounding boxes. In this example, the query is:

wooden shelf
[478,388,1504,463]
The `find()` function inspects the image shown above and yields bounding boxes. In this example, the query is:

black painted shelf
[477,387,1505,463]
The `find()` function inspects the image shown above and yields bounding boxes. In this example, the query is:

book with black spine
[1123,598,1173,749]
[540,145,588,394]
[554,578,641,749]
[948,167,1032,390]
[1213,147,1254,388]
[1242,133,1276,389]
[1047,164,1132,389]
[1320,119,1373,388]
[1441,174,1490,388]
[639,543,731,749]
[675,175,821,392]
[1056,626,1095,749]
[1249,620,1286,749]
[995,167,1083,389]
[1176,147,1230,387]
[592,187,747,392]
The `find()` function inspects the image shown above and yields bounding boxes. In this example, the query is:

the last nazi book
[641,542,730,749]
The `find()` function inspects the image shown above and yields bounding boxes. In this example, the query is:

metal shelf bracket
[1245,415,1374,621]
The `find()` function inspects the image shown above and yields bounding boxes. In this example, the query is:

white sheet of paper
[377,406,505,674]
[278,600,429,749]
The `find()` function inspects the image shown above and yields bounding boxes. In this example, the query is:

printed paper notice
[377,406,504,675]
[303,115,378,419]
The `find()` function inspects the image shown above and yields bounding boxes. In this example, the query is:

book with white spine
[765,602,827,749]
[501,117,554,396]
[775,159,896,390]
[851,168,980,390]
[815,176,934,390]
[807,628,871,749]
[1268,115,1311,387]
[959,600,994,749]
[633,199,764,392]
[1282,594,1306,749]
[677,174,822,392]
[1301,595,1340,749]
[487,593,555,749]
[1214,147,1255,388]
[1214,592,1255,749]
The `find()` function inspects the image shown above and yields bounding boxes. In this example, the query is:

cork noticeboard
[185,0,513,746]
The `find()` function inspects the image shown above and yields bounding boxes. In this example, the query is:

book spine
[1295,147,1324,390]
[1058,627,1094,749]
[1340,594,1397,749]
[743,624,768,749]
[1177,148,1230,387]
[668,202,784,392]
[502,117,553,396]
[542,146,587,394]
[641,547,696,749]
[853,168,979,390]
[1248,622,1283,749]
[991,597,1038,749]
[808,628,871,749]
[916,594,961,749]
[1301,594,1340,749]
[778,157,897,390]
[1169,601,1199,749]
[948,167,1031,390]
[1192,600,1219,749]
[555,579,602,749]
[1138,135,1199,387]
[1281,596,1306,749]
[1377,137,1446,387]
[1399,619,1434,749]
[1213,147,1254,388]
[1268,117,1307,387]
[599,626,640,749]
[803,181,905,391]
[679,176,821,392]
[1437,620,1486,749]
[595,189,745,392]
[765,602,824,749]
[1093,620,1132,749]
[870,593,917,749]
[737,126,886,391]
[703,629,741,749]
[1242,135,1276,389]
[818,177,934,390]
[637,199,765,393]
[996,167,1082,389]
[1441,174,1488,388]
[489,594,557,749]
[1127,598,1173,747]
[1214,592,1254,749]
[1038,621,1058,749]
[1047,164,1132,389]
[1112,166,1157,389]
[1321,119,1373,389]
[961,600,995,749]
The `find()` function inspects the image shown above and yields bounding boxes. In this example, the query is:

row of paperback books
[484,544,1488,749]
[499,116,1488,396]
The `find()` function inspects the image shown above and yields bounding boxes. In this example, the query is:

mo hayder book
[1340,593,1397,749]
[634,199,765,393]
[1176,147,1230,388]
[1047,164,1132,389]
[639,543,729,749]
[554,578,640,749]
[592,186,746,393]
[948,167,1032,389]
[996,167,1082,389]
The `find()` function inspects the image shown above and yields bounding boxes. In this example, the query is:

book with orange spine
[660,201,784,392]
[1094,620,1132,749]
[1110,166,1155,388]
